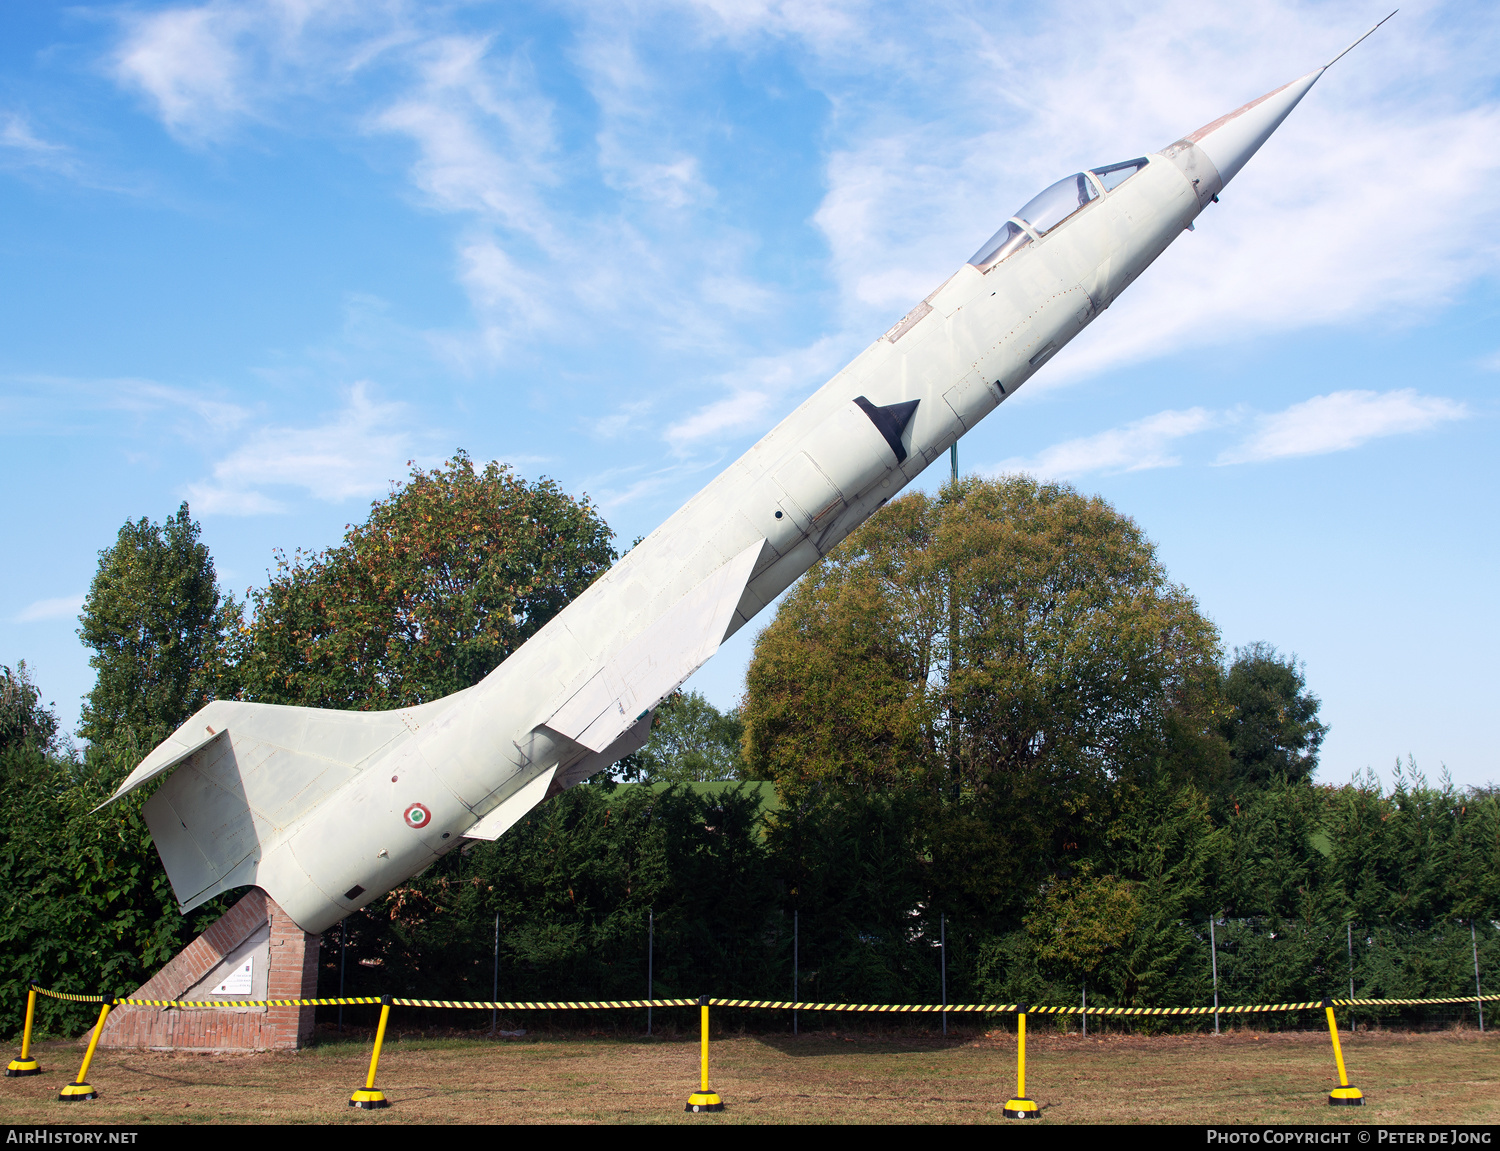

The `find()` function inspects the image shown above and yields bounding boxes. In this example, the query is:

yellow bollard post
[685,995,724,1113]
[1002,1006,1039,1118]
[58,1000,113,1101]
[350,996,392,1110]
[1323,999,1364,1106]
[6,986,41,1076]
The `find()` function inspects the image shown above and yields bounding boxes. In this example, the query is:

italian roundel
[403,803,432,830]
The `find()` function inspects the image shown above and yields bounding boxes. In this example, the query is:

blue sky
[1,1,1496,789]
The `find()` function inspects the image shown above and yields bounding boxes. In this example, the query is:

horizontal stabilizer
[462,766,557,841]
[546,540,764,753]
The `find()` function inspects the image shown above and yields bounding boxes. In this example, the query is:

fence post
[58,999,113,1101]
[793,908,798,1037]
[647,907,654,1037]
[1210,915,1220,1035]
[1470,918,1482,1032]
[338,917,347,1034]
[1081,982,1086,1038]
[685,996,724,1113]
[491,912,500,1037]
[1322,999,1363,1107]
[940,913,947,1037]
[1347,922,1356,1025]
[1002,1006,1038,1118]
[6,985,40,1076]
[350,996,393,1110]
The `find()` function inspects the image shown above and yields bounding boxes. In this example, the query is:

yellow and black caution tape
[391,998,699,1010]
[117,996,385,1009]
[29,986,105,1004]
[27,982,1497,1016]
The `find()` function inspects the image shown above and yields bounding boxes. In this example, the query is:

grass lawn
[1,1025,1494,1124]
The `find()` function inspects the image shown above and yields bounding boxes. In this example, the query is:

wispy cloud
[100,0,1500,469]
[994,390,1467,480]
[15,594,85,623]
[186,382,437,514]
[995,407,1224,479]
[0,375,249,437]
[664,335,852,453]
[113,5,249,139]
[1218,389,1468,465]
[1,112,70,165]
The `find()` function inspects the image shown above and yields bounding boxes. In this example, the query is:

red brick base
[92,888,321,1052]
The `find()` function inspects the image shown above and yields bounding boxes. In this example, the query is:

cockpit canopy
[1016,172,1098,235]
[968,157,1151,272]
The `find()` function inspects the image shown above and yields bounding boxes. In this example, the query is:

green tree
[1024,866,1139,990]
[743,475,1228,907]
[1219,642,1326,791]
[0,661,60,755]
[626,691,746,783]
[242,452,616,709]
[77,502,241,759]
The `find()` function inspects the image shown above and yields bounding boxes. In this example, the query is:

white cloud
[100,0,1500,467]
[1,113,69,161]
[372,34,557,232]
[0,375,250,437]
[111,0,410,141]
[991,390,1467,480]
[664,335,852,452]
[1219,389,1468,465]
[794,1,1500,367]
[113,4,249,138]
[994,407,1224,480]
[186,382,437,514]
[15,595,85,624]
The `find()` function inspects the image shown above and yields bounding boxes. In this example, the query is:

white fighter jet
[104,23,1390,935]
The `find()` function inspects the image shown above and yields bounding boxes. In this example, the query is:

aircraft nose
[1176,68,1324,189]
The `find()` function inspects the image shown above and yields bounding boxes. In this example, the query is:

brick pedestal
[91,888,322,1052]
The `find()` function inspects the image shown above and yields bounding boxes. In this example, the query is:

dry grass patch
[0,1026,1493,1124]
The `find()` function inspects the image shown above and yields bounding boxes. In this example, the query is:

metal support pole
[491,911,500,1036]
[1348,921,1356,1004]
[1209,915,1220,1035]
[647,907,654,1036]
[950,443,958,482]
[338,917,347,1033]
[793,908,799,1036]
[1470,918,1482,1032]
[1081,982,1086,1038]
[940,913,947,1036]
[58,1001,112,1100]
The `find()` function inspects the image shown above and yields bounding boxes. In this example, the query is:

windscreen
[1090,157,1149,192]
[967,220,1032,271]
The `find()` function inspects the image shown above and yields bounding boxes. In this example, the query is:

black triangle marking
[853,396,919,464]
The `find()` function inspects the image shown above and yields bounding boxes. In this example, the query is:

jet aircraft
[105,20,1392,936]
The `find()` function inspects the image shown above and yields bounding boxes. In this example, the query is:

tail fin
[105,694,465,912]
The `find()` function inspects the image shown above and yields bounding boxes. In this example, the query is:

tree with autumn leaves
[240,451,617,710]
